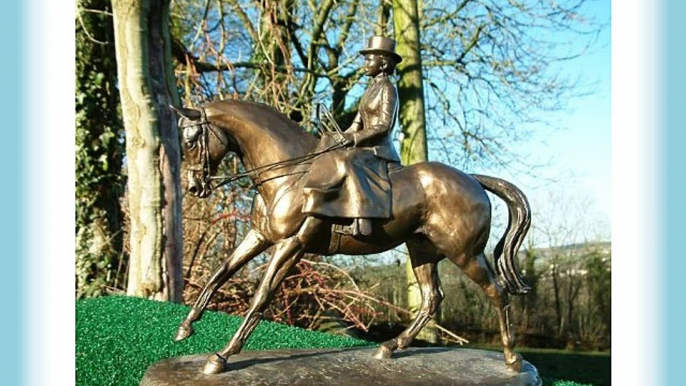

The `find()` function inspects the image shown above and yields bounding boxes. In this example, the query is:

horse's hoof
[505,352,523,372]
[202,354,227,375]
[175,323,194,341]
[372,344,394,360]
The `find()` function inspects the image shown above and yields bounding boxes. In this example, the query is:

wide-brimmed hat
[359,36,403,63]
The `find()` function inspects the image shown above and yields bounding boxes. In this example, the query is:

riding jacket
[302,72,401,219]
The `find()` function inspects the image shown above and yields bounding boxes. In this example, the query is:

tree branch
[335,0,360,53]
[225,0,257,41]
[172,36,328,76]
[307,0,336,68]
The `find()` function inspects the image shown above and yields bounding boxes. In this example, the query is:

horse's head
[171,105,232,198]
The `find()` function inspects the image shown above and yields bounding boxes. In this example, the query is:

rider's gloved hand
[341,132,355,147]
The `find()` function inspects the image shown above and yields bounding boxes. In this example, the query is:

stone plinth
[140,347,542,386]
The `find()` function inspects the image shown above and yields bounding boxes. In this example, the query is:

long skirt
[302,147,393,219]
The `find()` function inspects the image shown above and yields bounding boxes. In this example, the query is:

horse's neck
[235,124,313,206]
[210,102,316,202]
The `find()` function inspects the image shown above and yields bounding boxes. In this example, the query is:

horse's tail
[472,174,531,295]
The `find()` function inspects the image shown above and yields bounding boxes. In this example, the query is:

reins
[209,141,346,191]
[180,107,347,193]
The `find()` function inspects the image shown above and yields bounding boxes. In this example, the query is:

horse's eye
[183,127,200,148]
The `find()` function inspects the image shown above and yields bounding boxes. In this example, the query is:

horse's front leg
[176,229,271,341]
[201,223,314,374]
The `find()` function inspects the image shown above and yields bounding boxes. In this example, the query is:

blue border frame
[0,0,22,384]
[662,0,686,384]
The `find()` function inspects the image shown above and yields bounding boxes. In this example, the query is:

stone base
[140,347,542,386]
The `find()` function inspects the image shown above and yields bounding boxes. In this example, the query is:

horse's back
[390,162,490,213]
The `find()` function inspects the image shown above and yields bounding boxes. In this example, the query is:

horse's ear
[170,105,202,120]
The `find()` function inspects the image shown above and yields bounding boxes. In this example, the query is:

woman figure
[303,36,402,236]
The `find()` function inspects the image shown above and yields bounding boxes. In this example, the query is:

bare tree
[419,0,601,169]
[112,0,183,302]
[171,0,600,164]
[163,0,602,336]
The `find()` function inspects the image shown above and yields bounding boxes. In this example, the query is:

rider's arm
[346,112,362,132]
[351,82,397,146]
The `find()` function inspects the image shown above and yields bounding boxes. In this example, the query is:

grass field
[76,296,610,386]
[519,347,610,386]
[469,343,610,386]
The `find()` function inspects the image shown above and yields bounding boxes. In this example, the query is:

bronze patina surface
[141,348,542,386]
[171,36,532,376]
[304,36,401,233]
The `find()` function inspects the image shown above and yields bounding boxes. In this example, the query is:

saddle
[327,218,373,253]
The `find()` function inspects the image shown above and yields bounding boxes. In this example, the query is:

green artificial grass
[76,296,371,386]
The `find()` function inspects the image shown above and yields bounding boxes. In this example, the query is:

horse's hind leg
[176,229,271,341]
[450,252,521,371]
[374,240,444,359]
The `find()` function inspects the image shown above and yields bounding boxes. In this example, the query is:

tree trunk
[566,274,582,336]
[520,245,538,330]
[393,0,428,165]
[393,0,437,343]
[112,0,183,302]
[552,261,562,335]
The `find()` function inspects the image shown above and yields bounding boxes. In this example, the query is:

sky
[484,0,612,246]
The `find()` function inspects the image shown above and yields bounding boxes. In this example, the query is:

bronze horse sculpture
[171,100,531,375]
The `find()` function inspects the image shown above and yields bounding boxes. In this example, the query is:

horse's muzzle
[188,171,212,198]
[188,170,200,194]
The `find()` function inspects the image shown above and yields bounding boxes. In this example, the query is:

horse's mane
[205,99,316,140]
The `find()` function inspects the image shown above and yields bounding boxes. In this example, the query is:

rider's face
[363,54,385,77]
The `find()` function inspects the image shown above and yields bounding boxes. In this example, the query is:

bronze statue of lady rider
[171,35,531,376]
[303,36,402,236]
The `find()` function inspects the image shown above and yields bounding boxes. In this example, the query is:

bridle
[180,106,348,194]
[180,107,219,185]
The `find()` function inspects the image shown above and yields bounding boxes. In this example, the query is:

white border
[613,0,661,384]
[23,0,75,385]
[18,0,663,384]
